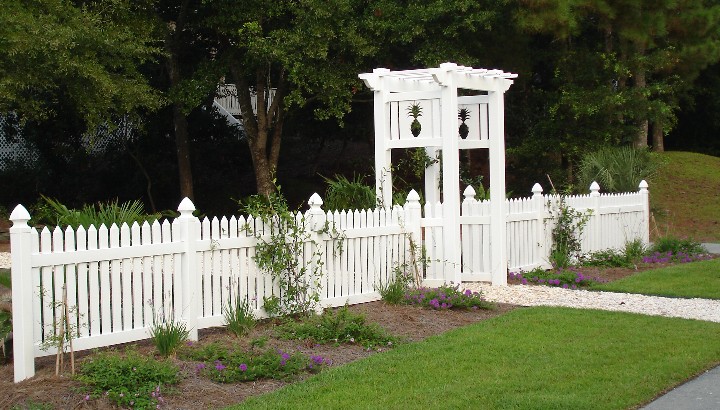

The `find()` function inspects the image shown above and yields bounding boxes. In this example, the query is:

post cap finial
[531,183,543,196]
[177,197,196,216]
[10,204,31,227]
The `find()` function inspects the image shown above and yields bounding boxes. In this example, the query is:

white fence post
[531,184,545,270]
[639,180,650,246]
[174,198,200,341]
[10,205,34,382]
[307,193,326,314]
[589,181,601,252]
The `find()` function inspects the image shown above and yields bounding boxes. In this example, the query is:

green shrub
[650,236,706,256]
[577,146,661,193]
[276,305,397,348]
[77,350,179,409]
[32,195,159,229]
[322,174,376,211]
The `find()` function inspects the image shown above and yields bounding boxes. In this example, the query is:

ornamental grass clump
[404,284,494,310]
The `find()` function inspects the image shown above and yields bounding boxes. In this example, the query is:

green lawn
[0,268,9,289]
[230,307,720,410]
[591,258,720,299]
[652,152,720,241]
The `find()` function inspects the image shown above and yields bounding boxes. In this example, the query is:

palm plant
[577,146,662,193]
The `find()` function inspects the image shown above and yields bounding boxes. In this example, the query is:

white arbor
[358,63,517,285]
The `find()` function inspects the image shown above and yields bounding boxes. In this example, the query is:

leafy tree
[0,0,162,127]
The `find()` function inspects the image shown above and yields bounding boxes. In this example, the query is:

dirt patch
[0,302,518,409]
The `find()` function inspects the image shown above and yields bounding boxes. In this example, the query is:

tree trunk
[229,63,287,197]
[652,121,665,152]
[165,1,194,200]
[172,104,194,199]
[633,43,649,149]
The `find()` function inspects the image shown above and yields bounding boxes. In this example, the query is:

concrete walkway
[641,243,720,410]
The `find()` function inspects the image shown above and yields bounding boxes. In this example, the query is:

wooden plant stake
[64,283,75,375]
[55,285,66,376]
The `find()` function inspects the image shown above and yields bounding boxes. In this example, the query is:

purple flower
[311,355,324,365]
[215,361,226,371]
[84,395,90,401]
[464,289,472,296]
[239,363,248,372]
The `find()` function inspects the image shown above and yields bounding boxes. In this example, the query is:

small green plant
[223,292,256,337]
[77,349,179,409]
[149,311,189,357]
[547,194,591,268]
[0,310,11,362]
[276,305,397,348]
[322,174,376,211]
[377,266,412,304]
[403,284,494,310]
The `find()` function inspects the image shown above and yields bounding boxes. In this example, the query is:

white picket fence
[9,181,649,382]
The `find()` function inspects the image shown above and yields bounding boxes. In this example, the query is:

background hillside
[651,152,720,242]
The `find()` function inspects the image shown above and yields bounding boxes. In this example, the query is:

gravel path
[2,250,718,323]
[0,253,9,269]
[465,283,720,323]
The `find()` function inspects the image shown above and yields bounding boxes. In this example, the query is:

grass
[0,268,9,288]
[230,307,720,410]
[652,152,720,241]
[591,258,720,299]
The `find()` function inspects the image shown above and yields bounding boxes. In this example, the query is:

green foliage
[0,269,10,289]
[547,195,590,268]
[223,294,256,337]
[404,284,494,310]
[276,305,397,348]
[10,402,53,410]
[511,267,598,288]
[322,174,376,211]
[186,342,328,383]
[77,350,179,409]
[650,236,706,256]
[0,0,162,126]
[377,267,412,305]
[32,196,160,229]
[241,183,323,317]
[0,310,11,361]
[149,314,189,358]
[580,239,645,268]
[577,146,661,193]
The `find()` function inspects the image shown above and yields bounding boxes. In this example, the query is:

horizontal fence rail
[10,181,648,382]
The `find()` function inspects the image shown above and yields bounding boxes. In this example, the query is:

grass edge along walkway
[230,307,720,410]
[591,258,720,299]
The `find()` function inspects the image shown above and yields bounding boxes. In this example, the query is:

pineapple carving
[458,108,470,139]
[407,102,422,137]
